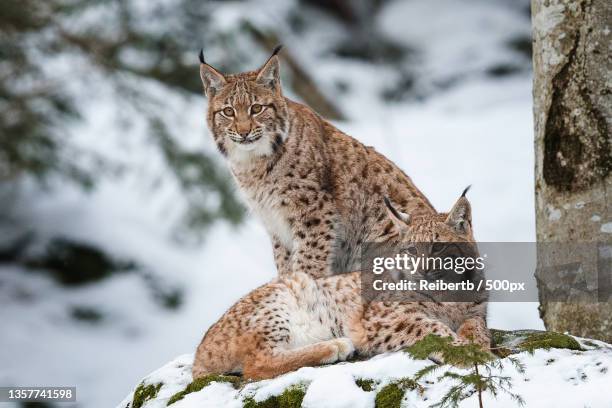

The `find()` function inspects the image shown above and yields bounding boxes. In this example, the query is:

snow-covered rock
[118,330,612,408]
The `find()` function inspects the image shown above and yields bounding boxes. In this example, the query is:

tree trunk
[532,0,611,342]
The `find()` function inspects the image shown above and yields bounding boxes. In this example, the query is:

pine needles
[406,335,525,408]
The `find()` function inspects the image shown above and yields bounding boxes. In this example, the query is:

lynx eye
[431,243,448,254]
[250,104,263,114]
[222,107,234,117]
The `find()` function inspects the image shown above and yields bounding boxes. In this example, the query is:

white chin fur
[235,142,259,151]
[228,138,272,163]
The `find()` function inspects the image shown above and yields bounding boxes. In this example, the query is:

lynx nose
[239,131,250,139]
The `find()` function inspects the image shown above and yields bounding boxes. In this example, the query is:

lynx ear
[199,49,226,97]
[256,45,282,91]
[384,197,411,231]
[445,186,472,234]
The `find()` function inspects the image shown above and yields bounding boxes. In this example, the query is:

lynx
[192,190,490,380]
[199,46,435,278]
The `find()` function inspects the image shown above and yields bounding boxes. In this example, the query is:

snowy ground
[0,0,545,407]
[118,336,612,408]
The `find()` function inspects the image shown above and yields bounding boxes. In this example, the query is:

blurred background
[0,0,540,406]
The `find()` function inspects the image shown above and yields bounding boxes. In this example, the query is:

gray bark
[532,0,611,341]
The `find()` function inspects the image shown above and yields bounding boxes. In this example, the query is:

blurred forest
[0,1,537,406]
[0,0,530,198]
[0,0,410,236]
[0,0,247,228]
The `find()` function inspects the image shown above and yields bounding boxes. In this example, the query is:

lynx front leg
[289,203,337,278]
[243,338,355,380]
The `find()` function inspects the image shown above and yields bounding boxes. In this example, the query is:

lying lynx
[192,190,490,380]
[199,46,435,278]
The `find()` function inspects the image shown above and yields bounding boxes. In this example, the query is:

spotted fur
[192,193,490,380]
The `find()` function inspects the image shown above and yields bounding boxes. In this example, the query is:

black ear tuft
[383,196,411,226]
[271,44,283,57]
[383,196,402,220]
[461,185,471,198]
[198,49,205,64]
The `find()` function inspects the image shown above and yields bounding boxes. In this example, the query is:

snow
[378,0,529,84]
[174,383,242,408]
[601,223,612,234]
[547,205,562,221]
[301,371,374,408]
[119,337,612,408]
[0,0,549,407]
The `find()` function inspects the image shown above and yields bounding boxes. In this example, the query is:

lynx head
[384,186,480,281]
[384,186,474,244]
[385,187,484,301]
[199,46,289,162]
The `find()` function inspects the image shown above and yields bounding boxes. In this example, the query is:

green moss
[405,335,495,367]
[493,347,513,358]
[375,383,403,408]
[242,385,306,408]
[490,329,542,346]
[490,330,514,358]
[132,382,162,408]
[490,328,508,346]
[518,332,583,353]
[167,375,241,405]
[491,329,583,356]
[355,378,376,392]
[374,379,419,408]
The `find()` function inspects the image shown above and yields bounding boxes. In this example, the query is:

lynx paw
[334,337,355,361]
[322,338,355,363]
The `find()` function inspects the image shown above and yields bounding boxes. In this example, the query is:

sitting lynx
[192,190,490,380]
[199,46,435,278]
